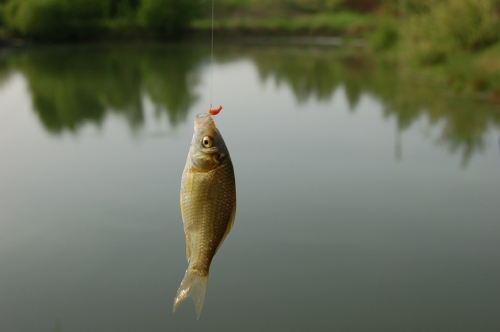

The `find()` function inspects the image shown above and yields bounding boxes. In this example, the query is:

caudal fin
[173,269,208,319]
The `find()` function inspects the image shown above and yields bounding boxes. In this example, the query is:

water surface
[1,43,499,331]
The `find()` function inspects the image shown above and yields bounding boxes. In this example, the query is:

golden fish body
[173,113,236,318]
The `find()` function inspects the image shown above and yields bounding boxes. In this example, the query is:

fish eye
[202,136,213,148]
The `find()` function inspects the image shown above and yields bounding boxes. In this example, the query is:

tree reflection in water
[0,51,12,89]
[248,46,500,167]
[1,43,499,166]
[2,44,203,134]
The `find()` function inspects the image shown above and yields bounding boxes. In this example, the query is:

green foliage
[401,0,500,65]
[443,44,500,97]
[192,11,375,36]
[0,52,10,88]
[374,0,500,98]
[109,0,140,18]
[1,0,201,40]
[204,0,381,16]
[105,0,141,34]
[447,55,491,93]
[0,4,5,27]
[368,16,398,50]
[284,0,345,13]
[4,0,110,40]
[138,0,200,37]
[218,0,248,12]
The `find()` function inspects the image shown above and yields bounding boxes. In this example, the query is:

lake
[1,42,499,332]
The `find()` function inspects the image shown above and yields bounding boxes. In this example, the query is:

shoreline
[0,36,29,48]
[0,32,366,49]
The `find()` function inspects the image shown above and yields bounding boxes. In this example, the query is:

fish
[173,107,236,319]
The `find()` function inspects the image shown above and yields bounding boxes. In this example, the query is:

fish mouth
[194,114,215,131]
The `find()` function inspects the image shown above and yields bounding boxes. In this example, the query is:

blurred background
[1,0,500,99]
[1,1,500,332]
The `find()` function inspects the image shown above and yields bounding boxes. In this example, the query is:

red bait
[207,106,222,115]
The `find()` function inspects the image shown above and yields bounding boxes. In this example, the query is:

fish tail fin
[173,269,208,319]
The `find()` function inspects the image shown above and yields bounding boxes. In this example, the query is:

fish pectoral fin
[215,205,236,254]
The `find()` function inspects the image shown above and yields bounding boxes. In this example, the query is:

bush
[369,17,398,50]
[402,0,500,64]
[284,0,344,13]
[0,4,5,27]
[138,0,200,37]
[4,0,110,40]
[109,0,140,19]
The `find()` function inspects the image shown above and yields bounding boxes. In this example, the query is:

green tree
[139,0,201,37]
[4,0,110,40]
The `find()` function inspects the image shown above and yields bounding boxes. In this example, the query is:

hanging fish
[173,106,236,319]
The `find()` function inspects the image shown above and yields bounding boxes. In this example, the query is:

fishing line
[210,0,214,109]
